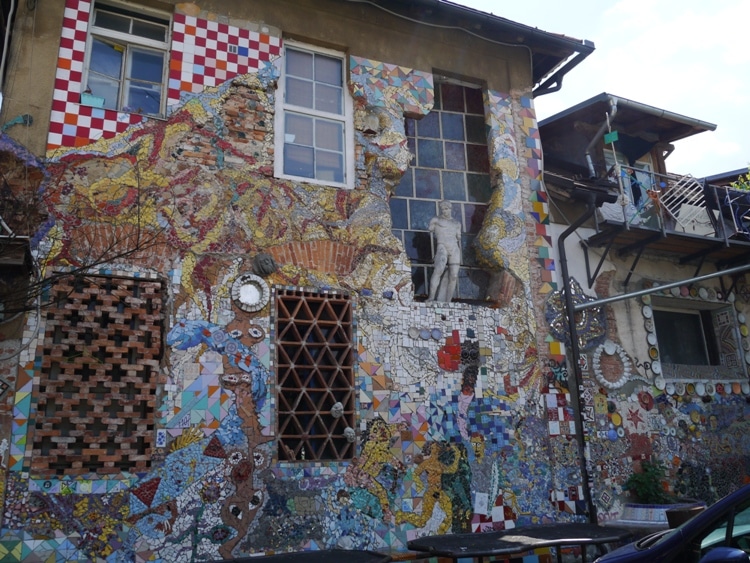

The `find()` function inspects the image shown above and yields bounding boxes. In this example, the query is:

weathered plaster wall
[0,2,585,562]
[0,1,66,157]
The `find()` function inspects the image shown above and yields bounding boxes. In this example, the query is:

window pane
[94,10,131,33]
[315,83,342,114]
[125,80,161,114]
[458,268,489,300]
[405,231,433,262]
[465,87,484,115]
[90,38,123,79]
[461,234,479,266]
[465,115,486,144]
[467,173,492,203]
[445,142,466,170]
[414,169,440,199]
[443,171,466,201]
[315,55,342,86]
[132,19,167,42]
[394,167,413,197]
[464,203,487,234]
[466,144,489,173]
[286,77,313,108]
[286,113,314,146]
[410,199,437,231]
[442,113,465,140]
[316,150,343,183]
[653,310,709,365]
[87,74,120,111]
[412,265,428,295]
[287,49,313,79]
[284,145,314,178]
[417,139,443,168]
[441,83,465,112]
[129,48,164,83]
[315,119,343,151]
[417,111,440,138]
[405,117,416,138]
[390,198,408,229]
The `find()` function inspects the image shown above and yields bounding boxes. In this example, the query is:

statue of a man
[426,200,462,302]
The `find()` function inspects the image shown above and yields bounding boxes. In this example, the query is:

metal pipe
[573,262,750,312]
[558,193,598,524]
[584,96,617,178]
[0,0,17,96]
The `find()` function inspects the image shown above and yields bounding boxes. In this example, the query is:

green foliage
[730,171,750,192]
[625,460,674,504]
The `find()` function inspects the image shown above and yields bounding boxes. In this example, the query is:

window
[654,309,715,365]
[651,297,742,376]
[83,3,169,117]
[32,275,163,476]
[699,499,750,557]
[274,42,353,187]
[275,288,355,462]
[390,79,491,301]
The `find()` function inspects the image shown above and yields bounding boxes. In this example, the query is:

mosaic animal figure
[167,319,268,408]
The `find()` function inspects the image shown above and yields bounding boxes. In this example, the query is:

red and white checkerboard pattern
[49,0,142,151]
[547,390,576,436]
[48,0,281,152]
[168,13,281,105]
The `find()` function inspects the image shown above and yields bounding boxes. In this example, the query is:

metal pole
[573,262,750,313]
[558,195,598,524]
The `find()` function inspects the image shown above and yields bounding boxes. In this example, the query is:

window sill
[78,96,167,121]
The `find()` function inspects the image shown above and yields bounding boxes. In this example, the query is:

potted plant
[620,460,704,529]
[625,460,673,504]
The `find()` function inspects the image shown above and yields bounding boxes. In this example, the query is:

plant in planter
[620,460,705,529]
[625,460,674,504]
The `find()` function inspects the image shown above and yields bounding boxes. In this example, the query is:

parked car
[595,484,750,562]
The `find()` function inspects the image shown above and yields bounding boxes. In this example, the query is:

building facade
[0,1,746,562]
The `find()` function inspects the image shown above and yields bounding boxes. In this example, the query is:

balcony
[582,165,750,287]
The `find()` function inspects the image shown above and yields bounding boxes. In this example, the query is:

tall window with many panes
[390,80,491,301]
[274,41,353,188]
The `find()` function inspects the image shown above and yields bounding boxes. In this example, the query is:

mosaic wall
[9,1,750,562]
[543,267,750,522]
[0,9,582,554]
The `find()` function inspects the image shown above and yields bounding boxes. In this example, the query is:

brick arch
[267,241,356,276]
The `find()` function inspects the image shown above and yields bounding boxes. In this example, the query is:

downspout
[584,96,618,179]
[558,192,598,524]
[0,0,17,109]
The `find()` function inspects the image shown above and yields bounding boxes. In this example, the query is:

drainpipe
[584,96,618,179]
[0,0,16,110]
[557,192,598,524]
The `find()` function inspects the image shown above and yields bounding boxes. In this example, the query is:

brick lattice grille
[33,275,163,476]
[275,289,354,461]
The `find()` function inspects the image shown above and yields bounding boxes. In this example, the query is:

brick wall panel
[31,274,164,476]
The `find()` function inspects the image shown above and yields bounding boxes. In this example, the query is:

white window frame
[82,1,170,118]
[274,40,354,189]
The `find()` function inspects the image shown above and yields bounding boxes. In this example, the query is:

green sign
[604,131,619,144]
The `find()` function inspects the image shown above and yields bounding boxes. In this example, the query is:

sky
[453,0,750,178]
